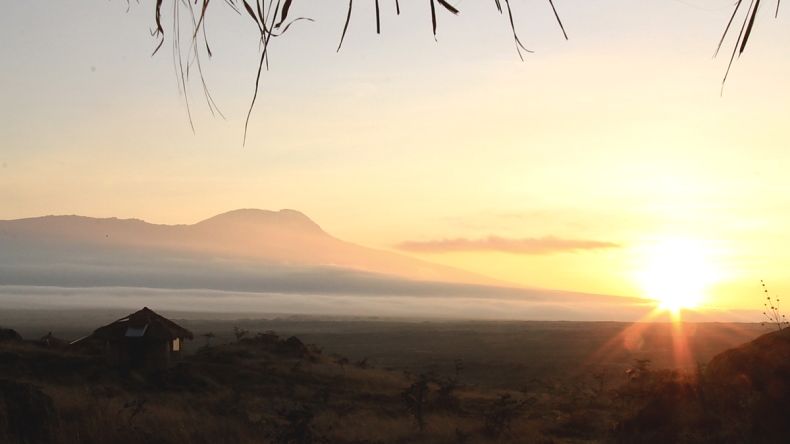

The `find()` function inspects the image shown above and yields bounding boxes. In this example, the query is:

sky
[1,0,790,315]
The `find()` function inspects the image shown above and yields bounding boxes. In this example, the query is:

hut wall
[107,339,172,371]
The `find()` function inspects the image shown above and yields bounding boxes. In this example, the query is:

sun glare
[635,239,719,314]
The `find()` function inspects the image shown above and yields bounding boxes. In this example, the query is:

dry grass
[3,326,788,443]
[0,335,602,443]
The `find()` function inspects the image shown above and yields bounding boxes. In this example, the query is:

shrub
[761,280,788,331]
[483,393,529,438]
[401,374,431,432]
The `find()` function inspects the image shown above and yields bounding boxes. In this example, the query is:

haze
[2,1,789,318]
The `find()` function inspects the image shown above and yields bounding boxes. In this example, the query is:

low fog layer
[0,286,654,321]
[0,209,666,320]
[0,234,642,301]
[0,286,757,322]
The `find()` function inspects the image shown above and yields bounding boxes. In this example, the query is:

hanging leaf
[276,0,294,28]
[715,0,743,57]
[376,0,381,34]
[436,0,459,15]
[503,0,532,60]
[547,0,568,40]
[242,0,262,31]
[739,0,761,55]
[152,0,165,55]
[430,0,437,36]
[273,17,315,36]
[193,0,211,39]
[337,0,354,51]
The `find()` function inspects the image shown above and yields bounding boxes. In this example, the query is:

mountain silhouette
[0,209,498,286]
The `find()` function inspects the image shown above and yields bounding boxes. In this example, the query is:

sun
[635,238,718,313]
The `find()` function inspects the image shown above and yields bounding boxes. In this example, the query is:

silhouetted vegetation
[120,0,784,140]
[613,328,790,443]
[401,373,430,432]
[233,326,250,342]
[482,393,530,438]
[1,315,786,443]
[761,280,788,331]
[201,331,216,347]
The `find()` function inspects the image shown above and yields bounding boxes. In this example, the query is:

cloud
[397,235,620,254]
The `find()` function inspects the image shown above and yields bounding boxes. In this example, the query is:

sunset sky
[2,1,789,314]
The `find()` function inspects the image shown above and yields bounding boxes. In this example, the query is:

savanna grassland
[1,310,766,388]
[1,309,787,443]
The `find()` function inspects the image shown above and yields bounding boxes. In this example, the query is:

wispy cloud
[397,235,620,255]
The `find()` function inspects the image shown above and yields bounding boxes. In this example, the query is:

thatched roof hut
[88,307,193,370]
[92,307,193,342]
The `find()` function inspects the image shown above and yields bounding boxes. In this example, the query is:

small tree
[335,356,349,370]
[592,369,607,398]
[355,357,369,369]
[435,376,461,411]
[453,358,464,381]
[626,359,652,382]
[202,332,215,347]
[402,374,431,432]
[233,326,249,342]
[482,393,529,438]
[269,405,327,444]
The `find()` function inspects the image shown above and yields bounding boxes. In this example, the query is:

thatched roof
[91,307,193,342]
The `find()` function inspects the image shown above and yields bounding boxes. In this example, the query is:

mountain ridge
[0,209,501,287]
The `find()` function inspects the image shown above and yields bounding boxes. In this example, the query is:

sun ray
[579,306,665,372]
[578,304,702,378]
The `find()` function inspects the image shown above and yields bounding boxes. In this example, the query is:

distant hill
[0,209,649,317]
[0,209,493,284]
